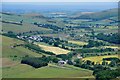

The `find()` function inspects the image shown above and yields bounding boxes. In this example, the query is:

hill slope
[71,8,118,20]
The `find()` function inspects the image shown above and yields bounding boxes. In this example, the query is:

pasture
[2,63,93,78]
[2,35,42,59]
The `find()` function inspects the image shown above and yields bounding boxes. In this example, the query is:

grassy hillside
[3,63,93,78]
[72,8,118,20]
[2,35,42,59]
[2,35,93,78]
[1,13,52,34]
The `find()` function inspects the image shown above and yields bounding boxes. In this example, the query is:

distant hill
[70,8,118,21]
[1,12,52,34]
[22,13,46,18]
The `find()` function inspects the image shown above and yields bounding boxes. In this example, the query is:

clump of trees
[96,33,120,44]
[33,22,63,31]
[75,48,114,53]
[83,40,105,48]
[93,67,120,80]
[21,55,60,68]
[56,53,73,61]
[103,57,120,67]
[21,57,48,68]
[2,31,17,38]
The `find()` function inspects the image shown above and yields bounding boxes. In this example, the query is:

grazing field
[68,40,88,46]
[82,55,119,64]
[37,44,70,55]
[2,35,42,58]
[0,58,17,67]
[2,23,52,33]
[2,63,93,78]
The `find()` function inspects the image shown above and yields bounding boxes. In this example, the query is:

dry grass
[103,46,119,49]
[68,40,88,46]
[0,58,17,67]
[37,44,70,55]
[82,55,119,64]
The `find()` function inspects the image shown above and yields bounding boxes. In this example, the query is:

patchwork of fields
[2,35,94,78]
[1,5,119,79]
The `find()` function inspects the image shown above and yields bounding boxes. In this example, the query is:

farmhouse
[76,54,83,59]
[58,60,68,66]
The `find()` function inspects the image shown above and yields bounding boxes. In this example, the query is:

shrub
[21,57,48,68]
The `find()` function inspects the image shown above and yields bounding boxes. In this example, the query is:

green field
[2,63,93,78]
[2,13,52,33]
[2,35,42,59]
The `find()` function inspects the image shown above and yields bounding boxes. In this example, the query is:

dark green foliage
[56,53,73,60]
[74,59,81,64]
[96,33,120,44]
[21,55,60,68]
[2,20,22,25]
[56,54,69,60]
[103,57,120,67]
[94,68,120,80]
[83,40,105,48]
[109,60,117,67]
[103,57,120,63]
[21,57,48,68]
[54,41,60,47]
[34,23,63,31]
[86,60,92,65]
[102,61,108,65]
[2,31,17,38]
[67,60,73,65]
[75,48,114,53]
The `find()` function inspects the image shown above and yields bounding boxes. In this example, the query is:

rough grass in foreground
[2,63,93,78]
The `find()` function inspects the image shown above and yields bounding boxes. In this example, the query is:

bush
[95,69,120,80]
[21,57,48,68]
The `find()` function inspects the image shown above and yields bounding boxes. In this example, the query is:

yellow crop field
[37,44,70,55]
[103,46,119,49]
[82,55,119,64]
[68,40,88,46]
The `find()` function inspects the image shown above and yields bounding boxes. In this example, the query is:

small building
[58,60,67,66]
[76,54,83,59]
